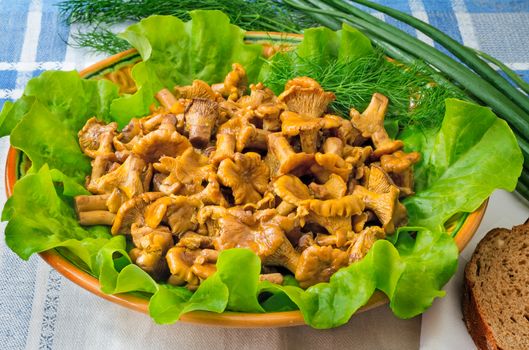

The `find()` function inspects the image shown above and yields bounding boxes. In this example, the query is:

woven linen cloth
[0,1,528,349]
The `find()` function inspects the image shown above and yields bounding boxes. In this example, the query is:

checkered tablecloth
[0,1,528,349]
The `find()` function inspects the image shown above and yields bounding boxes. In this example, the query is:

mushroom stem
[263,118,281,132]
[268,133,315,176]
[299,129,319,153]
[143,113,165,131]
[276,201,296,216]
[155,88,178,109]
[78,210,115,226]
[159,114,177,132]
[245,128,269,150]
[256,104,282,131]
[212,133,235,164]
[322,137,343,156]
[268,133,295,164]
[259,273,284,285]
[89,155,113,184]
[75,194,110,212]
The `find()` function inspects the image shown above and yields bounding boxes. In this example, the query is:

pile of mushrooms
[75,64,420,289]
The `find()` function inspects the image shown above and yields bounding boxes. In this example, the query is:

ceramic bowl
[4,32,488,328]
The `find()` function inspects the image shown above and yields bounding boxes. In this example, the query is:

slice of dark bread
[463,221,529,350]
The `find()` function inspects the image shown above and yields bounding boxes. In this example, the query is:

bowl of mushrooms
[4,31,488,328]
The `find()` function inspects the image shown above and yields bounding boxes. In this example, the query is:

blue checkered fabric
[0,1,527,349]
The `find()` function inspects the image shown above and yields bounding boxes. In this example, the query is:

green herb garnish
[262,49,465,130]
[58,0,318,54]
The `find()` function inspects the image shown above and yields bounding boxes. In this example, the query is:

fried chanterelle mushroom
[75,65,418,288]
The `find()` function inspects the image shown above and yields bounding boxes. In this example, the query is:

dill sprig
[58,0,319,53]
[262,49,466,130]
[69,28,130,54]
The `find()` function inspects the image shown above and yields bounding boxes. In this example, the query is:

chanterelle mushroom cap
[237,82,276,109]
[78,117,117,158]
[205,207,300,272]
[347,226,385,263]
[191,174,229,207]
[300,195,365,218]
[255,103,283,131]
[129,224,173,280]
[217,115,267,153]
[280,111,323,153]
[242,83,283,132]
[132,129,191,163]
[141,112,178,133]
[111,192,164,235]
[300,211,353,247]
[322,114,361,145]
[362,165,409,230]
[274,174,363,222]
[380,150,420,197]
[177,231,214,250]
[217,152,270,205]
[241,191,275,211]
[165,246,202,286]
[278,77,335,119]
[212,63,248,101]
[295,245,348,288]
[350,93,403,158]
[312,152,353,182]
[309,173,347,199]
[365,165,396,193]
[352,184,400,234]
[144,195,203,235]
[380,150,420,173]
[343,145,372,167]
[114,118,143,151]
[273,175,312,205]
[88,154,151,200]
[280,111,322,132]
[267,133,315,177]
[174,80,221,101]
[153,148,213,195]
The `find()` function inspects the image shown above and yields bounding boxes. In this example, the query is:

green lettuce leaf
[3,165,111,270]
[2,71,119,182]
[11,101,91,181]
[216,248,264,313]
[110,11,264,124]
[387,228,458,317]
[94,235,159,294]
[297,25,373,63]
[0,97,34,137]
[149,249,265,324]
[148,254,236,324]
[403,99,523,230]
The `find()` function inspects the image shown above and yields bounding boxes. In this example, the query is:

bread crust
[463,260,499,350]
